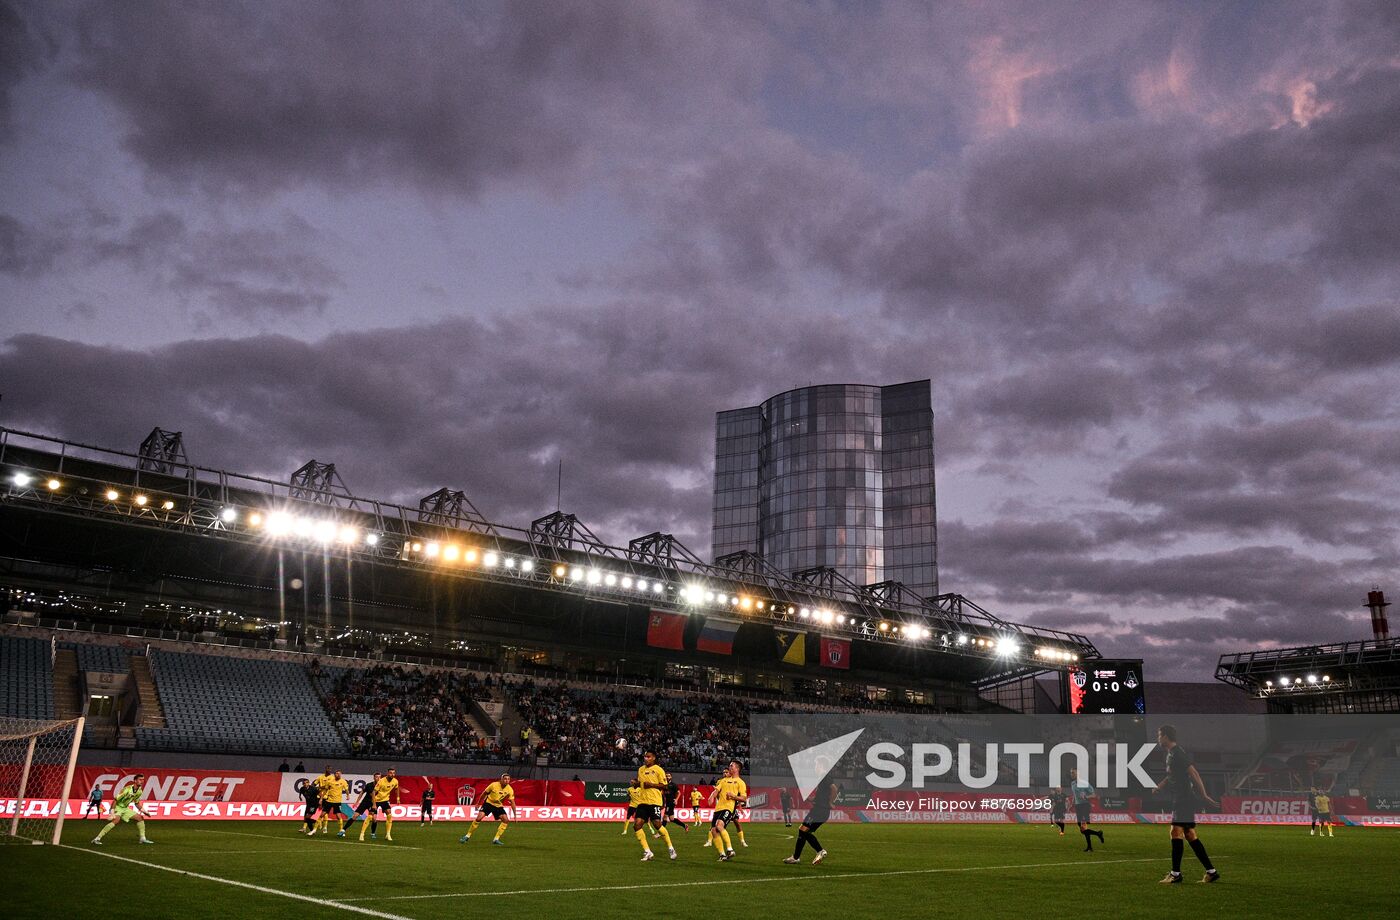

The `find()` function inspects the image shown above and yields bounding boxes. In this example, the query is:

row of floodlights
[14,473,181,511]
[1266,675,1332,689]
[11,472,1084,661]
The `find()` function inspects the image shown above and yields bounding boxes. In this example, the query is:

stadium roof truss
[1217,639,1400,698]
[0,425,1098,677]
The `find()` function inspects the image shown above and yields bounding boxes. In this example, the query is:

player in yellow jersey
[1315,791,1335,838]
[314,767,335,833]
[634,751,677,861]
[460,773,515,845]
[723,762,748,847]
[361,768,400,842]
[623,780,643,835]
[709,762,748,861]
[323,770,353,837]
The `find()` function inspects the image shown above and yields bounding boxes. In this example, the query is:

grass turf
[5,819,1397,919]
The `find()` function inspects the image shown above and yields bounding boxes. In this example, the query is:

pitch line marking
[58,844,415,920]
[192,828,420,849]
[338,856,1165,902]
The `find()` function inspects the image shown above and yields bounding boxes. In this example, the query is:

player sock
[737,829,746,845]
[385,816,393,839]
[1187,838,1213,870]
[1171,838,1184,872]
[793,833,807,858]
[494,822,508,842]
[635,828,652,853]
[1094,829,1104,841]
[95,820,116,840]
[1055,821,1064,832]
[657,825,673,849]
[718,828,733,851]
[1081,829,1093,851]
[469,820,481,837]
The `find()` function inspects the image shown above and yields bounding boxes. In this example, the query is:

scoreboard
[1066,660,1146,714]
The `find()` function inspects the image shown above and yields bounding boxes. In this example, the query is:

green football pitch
[6,820,1397,919]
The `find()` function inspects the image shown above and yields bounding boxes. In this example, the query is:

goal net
[0,716,84,845]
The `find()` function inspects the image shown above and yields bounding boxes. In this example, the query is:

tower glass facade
[711,380,938,596]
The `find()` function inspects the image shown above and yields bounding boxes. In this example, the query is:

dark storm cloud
[0,213,65,276]
[65,0,766,196]
[0,303,897,549]
[0,0,55,140]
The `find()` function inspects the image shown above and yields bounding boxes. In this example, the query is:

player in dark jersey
[299,777,322,835]
[1049,788,1068,836]
[1308,787,1321,836]
[351,772,381,825]
[661,775,689,832]
[785,778,837,865]
[420,785,436,826]
[1069,769,1104,851]
[1153,724,1220,884]
[779,787,793,826]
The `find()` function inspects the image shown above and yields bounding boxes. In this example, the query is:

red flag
[819,636,851,669]
[646,610,686,650]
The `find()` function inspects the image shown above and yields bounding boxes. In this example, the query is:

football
[614,737,628,750]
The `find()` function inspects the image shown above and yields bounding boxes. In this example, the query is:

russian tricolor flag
[697,618,742,655]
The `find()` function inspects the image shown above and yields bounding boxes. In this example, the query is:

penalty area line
[192,828,421,849]
[339,856,1164,902]
[58,844,416,920]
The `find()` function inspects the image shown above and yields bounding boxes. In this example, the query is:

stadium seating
[62,641,131,673]
[507,680,779,772]
[135,650,346,757]
[318,664,509,762]
[0,635,55,720]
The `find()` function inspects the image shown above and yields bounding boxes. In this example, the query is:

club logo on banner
[776,629,806,665]
[820,636,851,669]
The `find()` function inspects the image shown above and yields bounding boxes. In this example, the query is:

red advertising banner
[1222,795,1368,816]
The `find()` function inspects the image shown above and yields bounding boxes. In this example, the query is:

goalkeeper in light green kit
[92,774,153,845]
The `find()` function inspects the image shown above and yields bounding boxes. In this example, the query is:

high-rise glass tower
[712,380,938,596]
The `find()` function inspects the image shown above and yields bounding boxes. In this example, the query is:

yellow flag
[777,630,806,665]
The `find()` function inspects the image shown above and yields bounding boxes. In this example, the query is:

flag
[646,610,686,650]
[819,636,851,669]
[776,629,806,665]
[697,618,741,655]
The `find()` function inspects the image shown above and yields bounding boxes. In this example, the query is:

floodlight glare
[554,565,568,577]
[505,557,516,568]
[652,582,663,593]
[12,473,32,487]
[220,507,237,522]
[337,525,358,544]
[570,567,584,581]
[46,478,61,491]
[603,573,616,586]
[423,541,441,557]
[248,512,263,527]
[365,533,379,546]
[586,569,602,584]
[635,579,647,591]
[621,576,633,589]
[266,512,290,535]
[313,520,337,543]
[443,545,460,561]
[161,500,175,511]
[484,552,499,567]
[106,489,120,501]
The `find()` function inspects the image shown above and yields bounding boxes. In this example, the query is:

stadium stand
[0,635,55,719]
[135,650,345,757]
[317,664,509,762]
[62,641,131,674]
[507,679,780,771]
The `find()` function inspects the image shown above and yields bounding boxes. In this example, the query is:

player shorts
[1074,803,1092,823]
[635,804,662,822]
[625,805,637,818]
[479,804,508,820]
[113,804,140,823]
[355,799,374,815]
[304,801,321,818]
[1318,812,1333,822]
[711,808,735,827]
[372,800,393,816]
[1051,811,1065,821]
[801,817,826,831]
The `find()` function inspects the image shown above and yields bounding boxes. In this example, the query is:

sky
[2,1,1398,680]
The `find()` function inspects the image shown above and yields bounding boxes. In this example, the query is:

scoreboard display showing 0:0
[1065,659,1146,714]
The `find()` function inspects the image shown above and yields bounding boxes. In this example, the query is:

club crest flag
[646,610,686,650]
[776,629,806,665]
[819,636,851,670]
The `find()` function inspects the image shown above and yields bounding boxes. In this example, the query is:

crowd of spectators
[506,678,782,771]
[321,664,510,762]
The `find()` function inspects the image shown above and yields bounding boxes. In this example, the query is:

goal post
[0,716,85,845]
